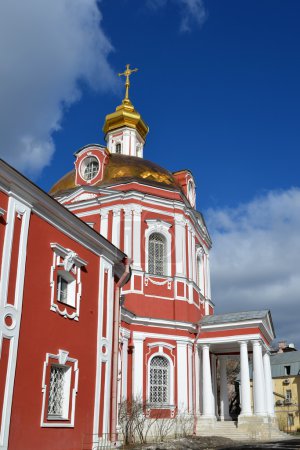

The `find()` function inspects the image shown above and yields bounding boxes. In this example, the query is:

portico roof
[198,310,275,352]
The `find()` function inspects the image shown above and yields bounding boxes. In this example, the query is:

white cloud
[0,0,116,175]
[147,0,206,32]
[205,188,300,347]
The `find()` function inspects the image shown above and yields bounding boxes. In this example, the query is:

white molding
[121,309,197,333]
[50,243,88,268]
[40,350,79,428]
[147,342,175,350]
[145,219,172,277]
[0,197,31,449]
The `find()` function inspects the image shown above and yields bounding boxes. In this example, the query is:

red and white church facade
[0,70,280,449]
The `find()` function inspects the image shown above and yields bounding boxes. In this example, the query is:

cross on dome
[118,64,138,103]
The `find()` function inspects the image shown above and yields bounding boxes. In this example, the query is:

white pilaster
[112,207,121,248]
[123,207,132,259]
[239,341,252,416]
[177,341,188,412]
[132,206,142,270]
[201,345,215,418]
[188,344,193,413]
[132,334,145,400]
[192,232,196,284]
[174,215,186,277]
[121,329,130,400]
[187,225,193,281]
[252,340,267,416]
[219,356,230,421]
[263,352,275,417]
[100,209,109,239]
[195,346,201,414]
[206,253,211,300]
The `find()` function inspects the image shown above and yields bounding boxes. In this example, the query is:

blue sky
[0,0,299,346]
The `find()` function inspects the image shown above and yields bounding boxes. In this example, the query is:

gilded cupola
[103,64,149,158]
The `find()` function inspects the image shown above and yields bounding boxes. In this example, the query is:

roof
[270,351,300,365]
[200,310,270,325]
[50,153,182,196]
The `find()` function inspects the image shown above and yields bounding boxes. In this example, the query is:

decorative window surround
[147,352,175,410]
[41,350,79,428]
[145,220,172,277]
[50,243,87,320]
[0,207,6,216]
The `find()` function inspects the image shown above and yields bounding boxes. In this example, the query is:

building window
[57,271,76,308]
[81,156,99,181]
[148,233,166,276]
[285,389,292,402]
[149,356,169,405]
[48,364,71,420]
[115,143,121,154]
[284,365,291,375]
[288,414,294,427]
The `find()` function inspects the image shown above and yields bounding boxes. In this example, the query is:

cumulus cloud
[147,0,206,32]
[0,0,116,175]
[205,188,300,346]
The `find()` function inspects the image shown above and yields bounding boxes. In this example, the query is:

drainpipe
[111,257,132,446]
[193,323,201,435]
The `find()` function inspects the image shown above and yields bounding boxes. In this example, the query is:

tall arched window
[115,143,121,154]
[148,233,166,276]
[149,356,169,405]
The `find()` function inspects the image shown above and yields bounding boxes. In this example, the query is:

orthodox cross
[118,64,138,101]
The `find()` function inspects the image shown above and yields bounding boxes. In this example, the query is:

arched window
[81,156,99,181]
[148,233,166,276]
[149,356,169,405]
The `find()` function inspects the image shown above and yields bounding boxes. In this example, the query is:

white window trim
[50,243,87,320]
[147,352,174,408]
[41,350,79,428]
[145,220,172,277]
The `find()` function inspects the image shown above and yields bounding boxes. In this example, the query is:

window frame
[41,350,79,428]
[145,220,172,277]
[148,233,167,276]
[147,351,174,408]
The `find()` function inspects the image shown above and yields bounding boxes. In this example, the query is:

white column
[123,207,132,259]
[132,206,142,270]
[219,356,230,420]
[211,355,218,418]
[112,207,121,247]
[239,341,252,416]
[188,344,193,413]
[263,352,275,417]
[100,209,109,239]
[132,334,144,400]
[195,346,201,414]
[121,331,130,400]
[252,340,267,416]
[201,344,215,418]
[177,341,188,411]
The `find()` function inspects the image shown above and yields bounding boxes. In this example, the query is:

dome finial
[118,64,138,104]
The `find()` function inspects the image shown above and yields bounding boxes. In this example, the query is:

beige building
[271,350,300,432]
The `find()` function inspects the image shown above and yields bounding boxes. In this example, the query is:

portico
[196,311,280,439]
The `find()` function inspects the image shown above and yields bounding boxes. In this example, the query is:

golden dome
[49,154,180,196]
[103,98,149,141]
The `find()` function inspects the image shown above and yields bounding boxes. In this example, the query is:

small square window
[47,364,71,420]
[57,271,76,308]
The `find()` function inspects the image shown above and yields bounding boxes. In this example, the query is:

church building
[0,66,282,450]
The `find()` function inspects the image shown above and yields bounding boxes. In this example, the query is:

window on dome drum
[148,233,166,276]
[47,364,71,420]
[149,356,169,405]
[115,143,121,154]
[81,156,99,181]
[57,271,76,308]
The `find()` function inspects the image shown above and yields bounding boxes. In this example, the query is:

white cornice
[121,308,197,332]
[0,160,126,265]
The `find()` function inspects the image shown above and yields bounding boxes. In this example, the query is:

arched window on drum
[149,356,170,405]
[148,233,167,276]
